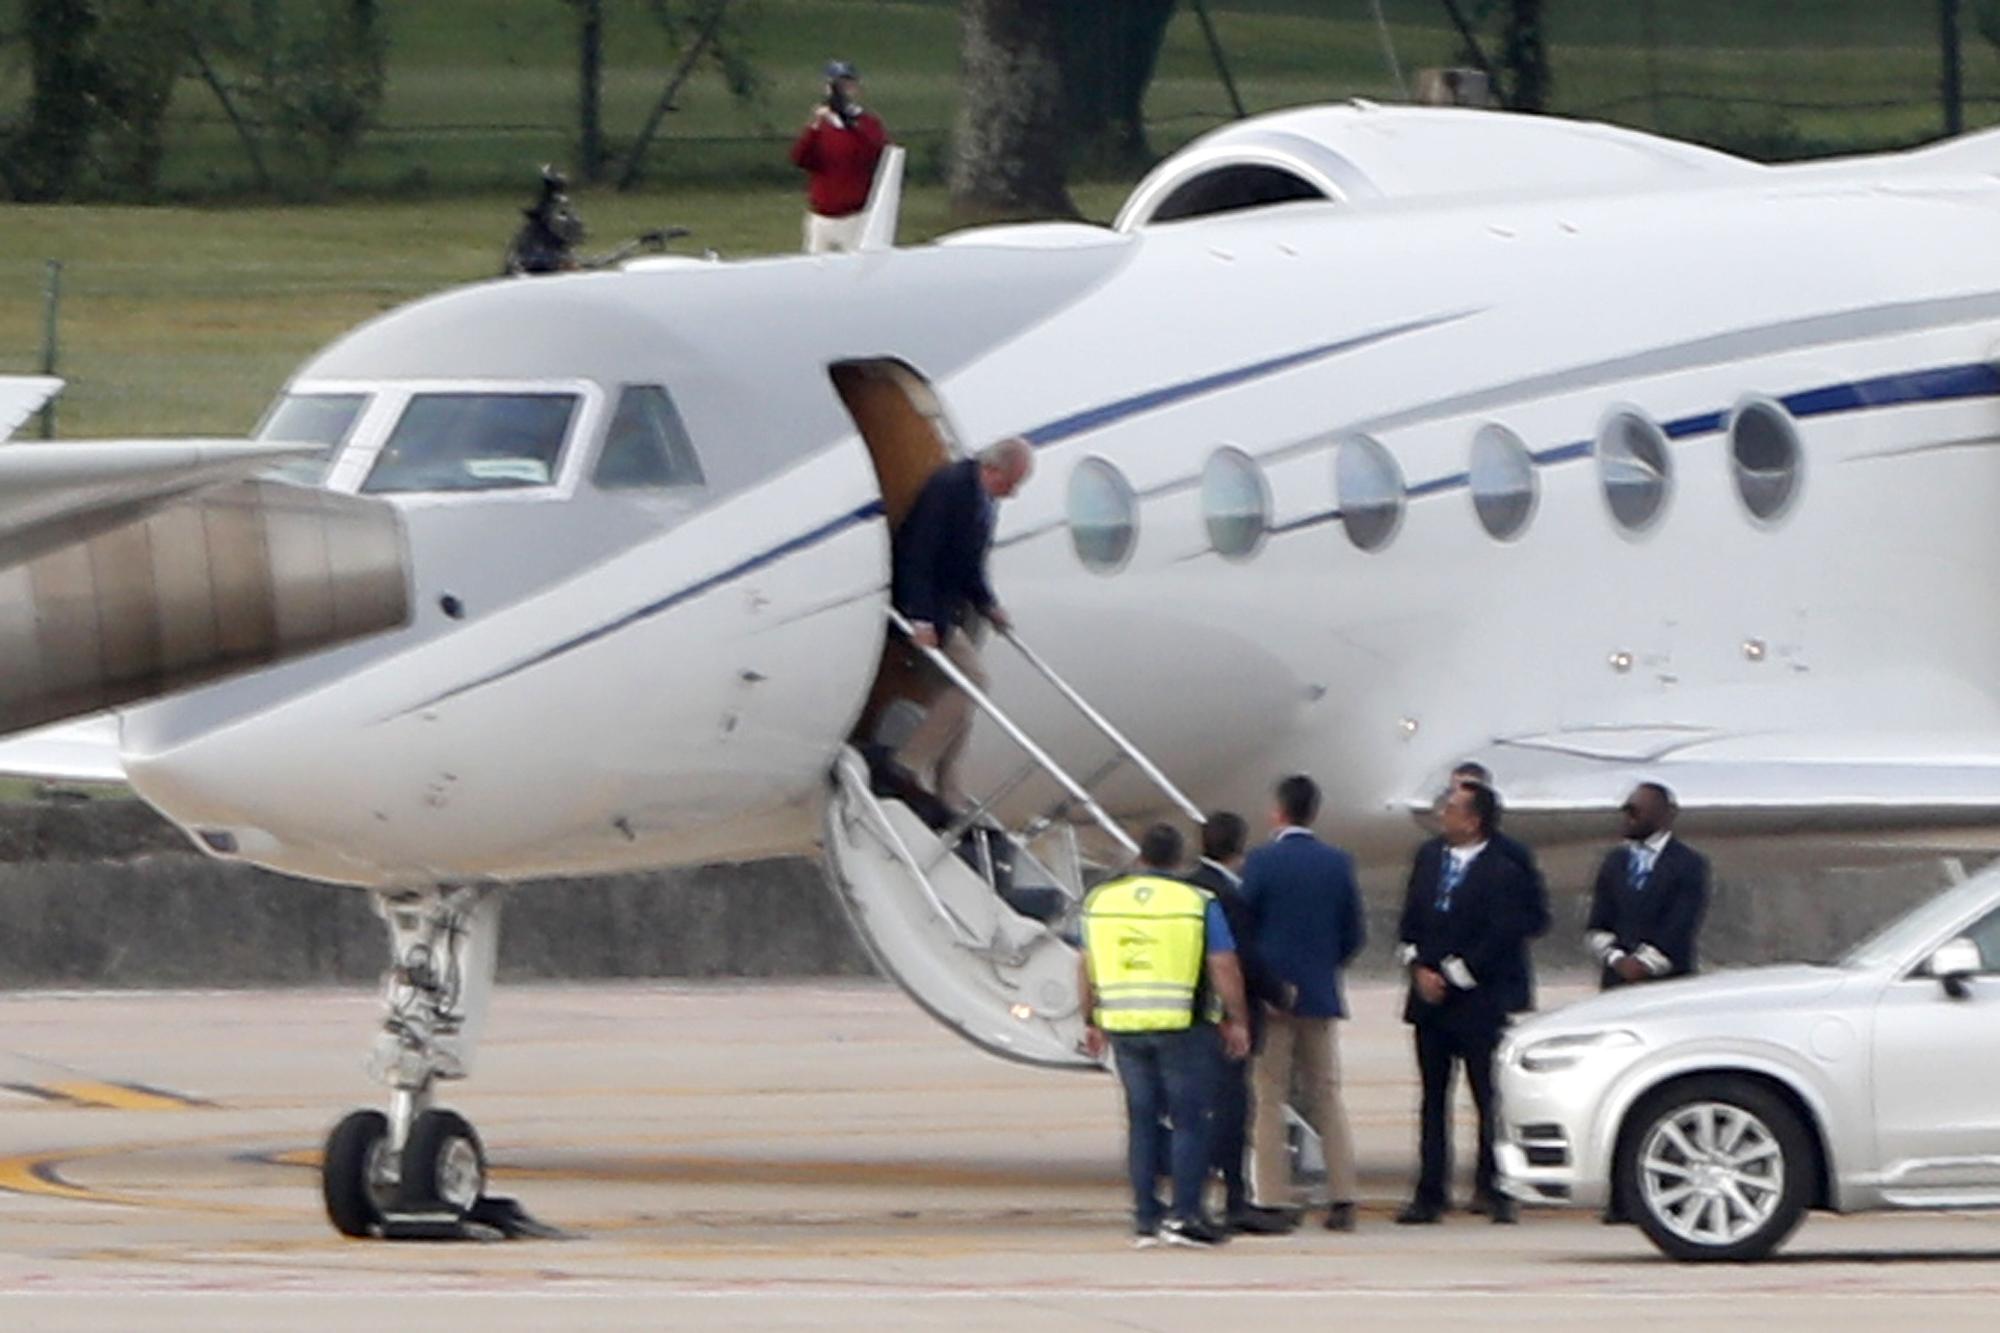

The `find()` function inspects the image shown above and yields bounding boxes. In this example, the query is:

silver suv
[1496,870,2000,1260]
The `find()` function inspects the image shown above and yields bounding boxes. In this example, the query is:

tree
[5,0,104,200]
[949,0,1075,221]
[569,0,606,182]
[613,0,764,192]
[1438,0,1550,113]
[208,0,388,189]
[1059,0,1177,171]
[0,0,389,200]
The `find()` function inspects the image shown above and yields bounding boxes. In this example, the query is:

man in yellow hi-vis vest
[1079,823,1251,1248]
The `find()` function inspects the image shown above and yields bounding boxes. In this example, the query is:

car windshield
[255,392,369,485]
[1840,871,2000,971]
[362,392,578,495]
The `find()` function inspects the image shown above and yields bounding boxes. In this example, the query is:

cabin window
[595,386,705,491]
[1597,410,1672,533]
[362,392,578,494]
[1335,435,1404,552]
[1469,423,1537,541]
[1068,457,1137,573]
[255,392,369,486]
[1729,398,1802,523]
[1201,446,1269,560]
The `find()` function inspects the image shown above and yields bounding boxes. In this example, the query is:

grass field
[0,179,1131,439]
[4,0,1998,196]
[4,1,2000,437]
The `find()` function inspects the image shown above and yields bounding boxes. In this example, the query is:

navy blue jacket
[1240,831,1367,1019]
[1186,860,1286,1042]
[1412,831,1549,1011]
[891,458,996,638]
[1398,839,1541,1031]
[1587,837,1709,989]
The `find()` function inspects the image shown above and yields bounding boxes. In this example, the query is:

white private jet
[7,103,2000,1236]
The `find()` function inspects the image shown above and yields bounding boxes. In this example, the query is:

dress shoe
[1160,1215,1228,1248]
[1394,1201,1443,1225]
[1323,1201,1356,1232]
[1487,1196,1518,1225]
[1226,1206,1297,1236]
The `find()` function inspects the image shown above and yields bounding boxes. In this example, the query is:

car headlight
[1516,1029,1641,1073]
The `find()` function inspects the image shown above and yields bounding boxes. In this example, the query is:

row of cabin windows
[1066,401,1806,572]
[257,386,705,495]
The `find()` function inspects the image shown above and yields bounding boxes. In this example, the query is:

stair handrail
[886,609,1139,859]
[994,625,1206,827]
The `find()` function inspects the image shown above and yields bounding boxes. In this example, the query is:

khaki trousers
[899,628,986,800]
[1250,1011,1359,1206]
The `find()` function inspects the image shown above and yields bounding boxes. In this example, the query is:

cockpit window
[256,392,369,485]
[594,386,705,490]
[362,393,578,494]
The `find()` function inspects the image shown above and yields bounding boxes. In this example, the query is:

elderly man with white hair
[891,437,1033,809]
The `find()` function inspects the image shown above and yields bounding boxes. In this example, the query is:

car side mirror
[1926,937,1984,999]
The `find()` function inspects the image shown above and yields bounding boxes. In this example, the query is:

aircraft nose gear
[320,885,561,1240]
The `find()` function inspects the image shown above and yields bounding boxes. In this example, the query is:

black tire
[399,1108,486,1215]
[1617,1075,1813,1262]
[323,1109,393,1238]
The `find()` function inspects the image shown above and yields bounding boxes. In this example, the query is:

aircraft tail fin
[856,145,905,253]
[0,376,62,441]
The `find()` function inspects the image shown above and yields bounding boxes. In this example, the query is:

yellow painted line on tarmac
[0,1137,294,1217]
[3,1079,212,1111]
[41,1080,212,1111]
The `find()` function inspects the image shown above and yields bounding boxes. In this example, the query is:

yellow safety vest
[1081,874,1212,1033]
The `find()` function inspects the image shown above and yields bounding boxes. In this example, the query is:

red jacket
[790,112,889,218]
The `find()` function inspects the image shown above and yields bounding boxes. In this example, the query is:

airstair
[822,610,1206,1070]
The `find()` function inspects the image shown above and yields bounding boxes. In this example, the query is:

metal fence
[3,1,1995,200]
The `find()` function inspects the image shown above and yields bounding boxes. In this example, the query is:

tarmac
[1,978,1998,1330]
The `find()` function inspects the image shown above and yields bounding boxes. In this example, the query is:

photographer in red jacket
[790,60,890,254]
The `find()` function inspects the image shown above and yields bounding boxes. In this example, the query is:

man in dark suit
[1396,782,1539,1225]
[1586,782,1709,989]
[1242,775,1366,1232]
[892,438,1032,806]
[1446,762,1550,1015]
[1185,812,1295,1235]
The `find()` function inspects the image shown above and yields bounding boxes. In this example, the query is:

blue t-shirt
[1204,897,1235,953]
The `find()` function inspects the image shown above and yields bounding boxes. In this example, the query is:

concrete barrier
[0,799,1973,988]
[0,799,872,988]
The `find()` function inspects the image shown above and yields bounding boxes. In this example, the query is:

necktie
[1438,854,1465,912]
[1629,845,1653,892]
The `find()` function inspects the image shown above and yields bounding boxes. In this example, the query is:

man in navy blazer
[1395,782,1541,1225]
[1185,812,1295,1235]
[1241,774,1366,1231]
[892,438,1032,806]
[1586,782,1709,989]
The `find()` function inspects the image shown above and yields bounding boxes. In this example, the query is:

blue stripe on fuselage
[400,356,2000,715]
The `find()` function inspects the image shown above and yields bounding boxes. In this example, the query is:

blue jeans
[1210,1036,1252,1214]
[1110,1025,1217,1229]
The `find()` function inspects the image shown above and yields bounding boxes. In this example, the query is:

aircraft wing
[1410,727,2000,848]
[0,438,310,572]
[0,376,61,441]
[0,716,125,786]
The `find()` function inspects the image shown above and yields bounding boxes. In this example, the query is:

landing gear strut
[321,886,552,1239]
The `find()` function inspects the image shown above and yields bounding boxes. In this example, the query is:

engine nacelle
[0,480,407,735]
[1115,103,1757,231]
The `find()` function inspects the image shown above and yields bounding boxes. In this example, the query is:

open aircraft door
[824,357,1211,1069]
